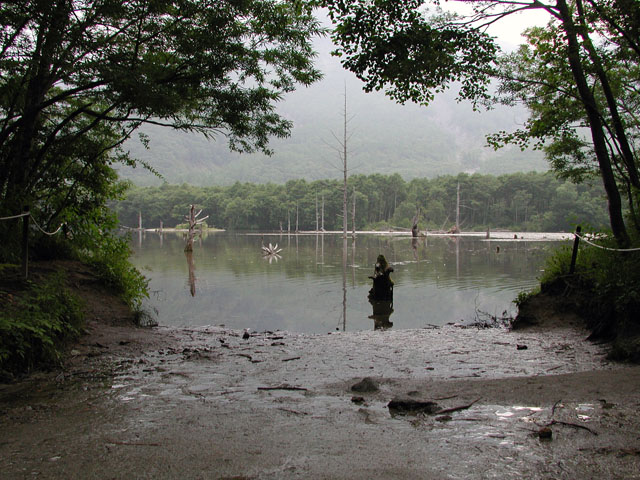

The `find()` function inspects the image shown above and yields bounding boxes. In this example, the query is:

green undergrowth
[82,235,149,311]
[538,231,640,362]
[0,268,84,381]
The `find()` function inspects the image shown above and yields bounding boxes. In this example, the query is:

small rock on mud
[388,398,440,415]
[538,427,553,440]
[351,377,379,393]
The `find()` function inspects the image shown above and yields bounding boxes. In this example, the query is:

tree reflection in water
[369,299,394,330]
[185,251,196,297]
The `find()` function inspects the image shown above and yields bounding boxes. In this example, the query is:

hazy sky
[439,1,551,50]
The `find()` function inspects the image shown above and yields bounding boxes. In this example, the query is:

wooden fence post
[21,207,29,279]
[570,225,581,274]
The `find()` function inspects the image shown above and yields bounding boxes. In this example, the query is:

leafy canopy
[324,0,497,107]
[322,0,640,245]
[0,0,323,260]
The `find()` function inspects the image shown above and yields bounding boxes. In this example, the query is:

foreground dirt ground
[1,263,639,479]
[1,305,640,480]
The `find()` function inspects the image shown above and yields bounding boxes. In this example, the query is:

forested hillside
[118,33,547,186]
[114,172,608,233]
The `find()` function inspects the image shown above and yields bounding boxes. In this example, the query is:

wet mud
[1,322,639,479]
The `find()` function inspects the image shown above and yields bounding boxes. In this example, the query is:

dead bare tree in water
[184,204,208,252]
[324,83,356,238]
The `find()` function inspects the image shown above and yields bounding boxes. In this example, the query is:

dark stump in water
[368,254,394,301]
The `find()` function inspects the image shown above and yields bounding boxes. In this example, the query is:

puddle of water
[575,403,595,421]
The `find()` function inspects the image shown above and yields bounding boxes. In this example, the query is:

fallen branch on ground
[436,398,481,415]
[258,384,308,391]
[548,420,598,435]
[105,440,161,446]
[277,407,309,415]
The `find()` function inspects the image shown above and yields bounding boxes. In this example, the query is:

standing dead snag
[411,207,420,238]
[184,204,208,252]
[368,254,394,301]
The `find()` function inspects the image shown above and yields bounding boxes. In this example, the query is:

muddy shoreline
[2,310,640,479]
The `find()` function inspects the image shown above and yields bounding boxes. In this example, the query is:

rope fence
[575,233,640,253]
[570,225,640,274]
[29,215,65,236]
[0,212,30,221]
[0,209,65,278]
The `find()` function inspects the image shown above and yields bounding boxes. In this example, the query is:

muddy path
[1,319,639,479]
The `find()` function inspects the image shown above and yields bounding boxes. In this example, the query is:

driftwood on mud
[105,440,162,447]
[546,398,598,435]
[281,356,301,362]
[258,384,308,391]
[435,398,481,415]
[547,420,598,435]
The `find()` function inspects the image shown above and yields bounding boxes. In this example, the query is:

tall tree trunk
[2,1,69,214]
[575,0,640,189]
[557,0,630,246]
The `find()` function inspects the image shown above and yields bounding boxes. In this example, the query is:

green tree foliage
[323,0,497,106]
[321,0,640,246]
[0,0,323,260]
[0,0,323,375]
[113,172,610,233]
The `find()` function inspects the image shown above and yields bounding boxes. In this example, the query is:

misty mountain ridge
[119,33,548,186]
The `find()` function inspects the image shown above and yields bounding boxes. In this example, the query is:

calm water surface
[129,232,566,333]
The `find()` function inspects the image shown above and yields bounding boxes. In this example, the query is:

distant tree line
[113,172,609,233]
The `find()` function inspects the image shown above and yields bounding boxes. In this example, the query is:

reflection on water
[369,299,394,330]
[185,251,196,297]
[130,231,567,334]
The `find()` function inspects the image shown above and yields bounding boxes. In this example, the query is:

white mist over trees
[120,10,547,186]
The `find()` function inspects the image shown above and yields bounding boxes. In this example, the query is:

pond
[129,231,568,334]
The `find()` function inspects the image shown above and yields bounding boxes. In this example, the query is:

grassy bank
[0,241,149,381]
[0,266,84,381]
[515,232,640,362]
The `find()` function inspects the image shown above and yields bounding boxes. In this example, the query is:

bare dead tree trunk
[352,187,356,238]
[342,87,348,239]
[184,204,208,252]
[412,207,420,238]
[456,182,460,233]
